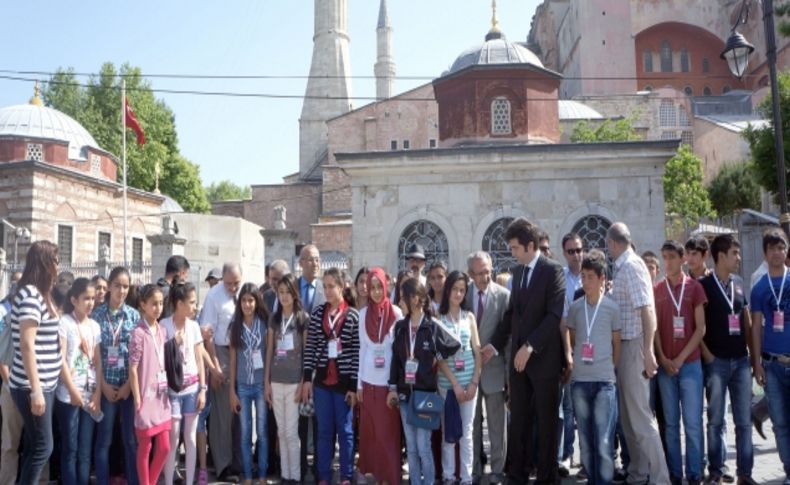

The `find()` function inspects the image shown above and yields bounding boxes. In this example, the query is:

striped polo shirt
[437,311,475,389]
[10,285,61,391]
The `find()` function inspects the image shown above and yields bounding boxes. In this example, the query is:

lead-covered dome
[448,30,544,75]
[0,103,101,161]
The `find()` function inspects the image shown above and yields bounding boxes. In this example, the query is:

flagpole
[122,79,128,267]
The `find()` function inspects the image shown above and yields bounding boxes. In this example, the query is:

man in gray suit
[468,251,511,484]
[298,244,326,313]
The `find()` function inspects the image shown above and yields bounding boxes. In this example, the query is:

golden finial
[29,81,43,107]
[491,0,500,32]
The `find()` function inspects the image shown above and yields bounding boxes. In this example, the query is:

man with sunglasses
[558,233,585,478]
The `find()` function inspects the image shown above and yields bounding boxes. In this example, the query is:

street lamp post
[13,226,30,268]
[723,0,790,236]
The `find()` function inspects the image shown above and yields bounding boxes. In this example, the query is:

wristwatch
[200,385,208,391]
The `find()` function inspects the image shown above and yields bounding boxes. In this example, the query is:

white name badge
[157,371,168,394]
[454,356,466,371]
[404,358,418,384]
[107,346,119,366]
[728,314,741,336]
[328,339,339,359]
[581,342,595,364]
[673,316,685,339]
[252,352,264,370]
[278,333,295,352]
[774,311,785,332]
[373,347,386,368]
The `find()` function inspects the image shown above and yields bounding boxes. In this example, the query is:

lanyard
[143,323,164,371]
[584,295,603,344]
[408,320,419,358]
[444,312,464,348]
[328,309,344,339]
[243,318,261,351]
[714,274,736,315]
[665,275,687,317]
[280,313,294,341]
[769,267,788,308]
[108,307,124,345]
[377,314,385,343]
[75,314,94,359]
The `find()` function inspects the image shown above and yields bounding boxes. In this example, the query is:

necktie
[521,265,531,290]
[306,284,314,312]
[476,290,485,325]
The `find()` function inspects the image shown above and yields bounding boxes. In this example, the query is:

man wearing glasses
[558,233,585,478]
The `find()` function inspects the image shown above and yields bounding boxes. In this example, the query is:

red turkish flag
[124,98,145,145]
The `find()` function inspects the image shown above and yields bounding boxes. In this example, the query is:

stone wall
[0,162,160,264]
[339,141,676,274]
[311,222,352,255]
[693,117,752,183]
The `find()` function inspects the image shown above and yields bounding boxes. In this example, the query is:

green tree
[707,162,761,216]
[42,63,210,213]
[570,116,642,143]
[743,72,790,205]
[664,144,716,222]
[205,180,252,202]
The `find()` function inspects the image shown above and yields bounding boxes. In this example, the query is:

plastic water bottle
[84,402,104,422]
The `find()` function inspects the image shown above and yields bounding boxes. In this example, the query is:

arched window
[680,48,690,72]
[703,86,712,96]
[684,86,693,97]
[491,97,512,135]
[702,58,710,73]
[398,220,449,270]
[482,217,517,275]
[722,85,732,94]
[659,99,676,127]
[572,215,613,273]
[643,49,653,73]
[643,85,653,92]
[660,40,673,72]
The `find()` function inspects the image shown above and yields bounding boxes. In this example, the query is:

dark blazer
[262,288,277,314]
[491,255,566,379]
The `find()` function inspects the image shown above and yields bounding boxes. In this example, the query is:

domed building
[0,85,163,269]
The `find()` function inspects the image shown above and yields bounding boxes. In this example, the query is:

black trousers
[507,372,560,484]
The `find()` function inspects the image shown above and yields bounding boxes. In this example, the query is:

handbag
[443,388,462,443]
[407,389,443,430]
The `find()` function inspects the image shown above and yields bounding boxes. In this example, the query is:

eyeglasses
[565,248,584,255]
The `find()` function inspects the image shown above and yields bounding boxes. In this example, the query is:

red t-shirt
[654,275,707,363]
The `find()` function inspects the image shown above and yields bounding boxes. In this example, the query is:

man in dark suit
[485,217,566,484]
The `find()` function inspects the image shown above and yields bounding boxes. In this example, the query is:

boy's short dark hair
[684,235,709,255]
[762,227,789,254]
[165,255,190,276]
[710,234,741,263]
[581,249,607,277]
[661,240,685,258]
[504,217,541,252]
[641,250,659,268]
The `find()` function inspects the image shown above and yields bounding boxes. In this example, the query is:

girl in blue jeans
[56,278,104,485]
[230,283,269,485]
[92,266,141,485]
[301,268,360,485]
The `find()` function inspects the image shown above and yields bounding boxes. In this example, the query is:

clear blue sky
[0,0,541,187]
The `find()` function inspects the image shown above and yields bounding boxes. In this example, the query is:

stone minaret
[374,0,395,100]
[299,0,353,180]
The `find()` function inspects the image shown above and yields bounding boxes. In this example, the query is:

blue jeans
[56,399,97,485]
[704,356,753,478]
[571,381,617,485]
[313,385,354,482]
[765,359,790,477]
[237,383,268,479]
[400,404,435,485]
[658,360,704,481]
[557,381,575,462]
[95,395,138,485]
[10,387,55,485]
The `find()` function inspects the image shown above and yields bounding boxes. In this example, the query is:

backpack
[0,301,14,368]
